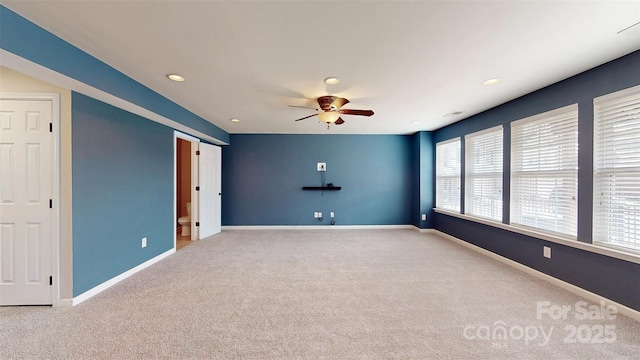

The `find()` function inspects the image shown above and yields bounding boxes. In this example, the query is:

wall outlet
[543,246,551,259]
[330,212,335,218]
[421,214,427,221]
[318,212,322,218]
[317,162,326,172]
[314,212,319,218]
[142,237,147,248]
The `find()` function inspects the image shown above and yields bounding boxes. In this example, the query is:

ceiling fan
[289,96,374,128]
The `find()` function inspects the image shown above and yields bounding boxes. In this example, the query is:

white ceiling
[3,1,639,135]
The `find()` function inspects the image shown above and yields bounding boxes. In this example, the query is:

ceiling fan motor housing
[317,96,349,111]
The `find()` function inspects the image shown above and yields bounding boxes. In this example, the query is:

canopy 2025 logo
[462,300,618,349]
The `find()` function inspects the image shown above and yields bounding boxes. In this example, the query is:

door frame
[174,131,200,248]
[0,93,60,306]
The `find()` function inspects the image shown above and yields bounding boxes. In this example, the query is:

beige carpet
[1,229,639,359]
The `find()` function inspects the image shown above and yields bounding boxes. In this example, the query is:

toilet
[178,202,191,236]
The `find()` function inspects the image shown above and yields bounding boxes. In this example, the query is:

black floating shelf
[302,186,342,191]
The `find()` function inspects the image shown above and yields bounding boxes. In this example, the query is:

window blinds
[593,85,640,252]
[510,105,578,237]
[436,138,461,212]
[465,126,503,221]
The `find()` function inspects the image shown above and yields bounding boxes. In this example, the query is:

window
[593,85,640,252]
[436,138,461,212]
[465,126,503,221]
[510,105,578,237]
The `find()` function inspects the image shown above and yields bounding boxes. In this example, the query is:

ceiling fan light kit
[318,111,340,123]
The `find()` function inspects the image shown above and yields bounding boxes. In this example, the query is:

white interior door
[0,98,54,305]
[197,143,221,239]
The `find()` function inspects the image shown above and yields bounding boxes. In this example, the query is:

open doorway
[176,137,192,250]
[174,131,199,250]
[174,131,221,250]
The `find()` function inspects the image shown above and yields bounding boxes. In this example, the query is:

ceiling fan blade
[339,109,374,117]
[331,97,350,109]
[294,113,318,122]
[288,105,319,110]
[335,118,345,125]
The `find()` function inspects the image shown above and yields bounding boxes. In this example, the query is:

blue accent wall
[0,5,229,144]
[222,134,413,225]
[72,92,174,296]
[433,51,640,311]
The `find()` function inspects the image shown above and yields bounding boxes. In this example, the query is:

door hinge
[49,123,53,132]
[195,222,200,227]
[195,186,200,191]
[49,199,53,208]
[49,276,53,286]
[196,150,200,155]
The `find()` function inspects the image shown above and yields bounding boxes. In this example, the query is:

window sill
[433,208,640,265]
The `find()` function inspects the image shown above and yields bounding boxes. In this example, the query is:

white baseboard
[222,225,417,231]
[431,230,640,322]
[72,248,175,306]
[54,298,73,307]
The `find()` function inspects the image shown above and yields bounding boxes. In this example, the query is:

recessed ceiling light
[166,74,185,82]
[443,111,464,117]
[324,77,339,85]
[482,78,500,86]
[230,118,240,123]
